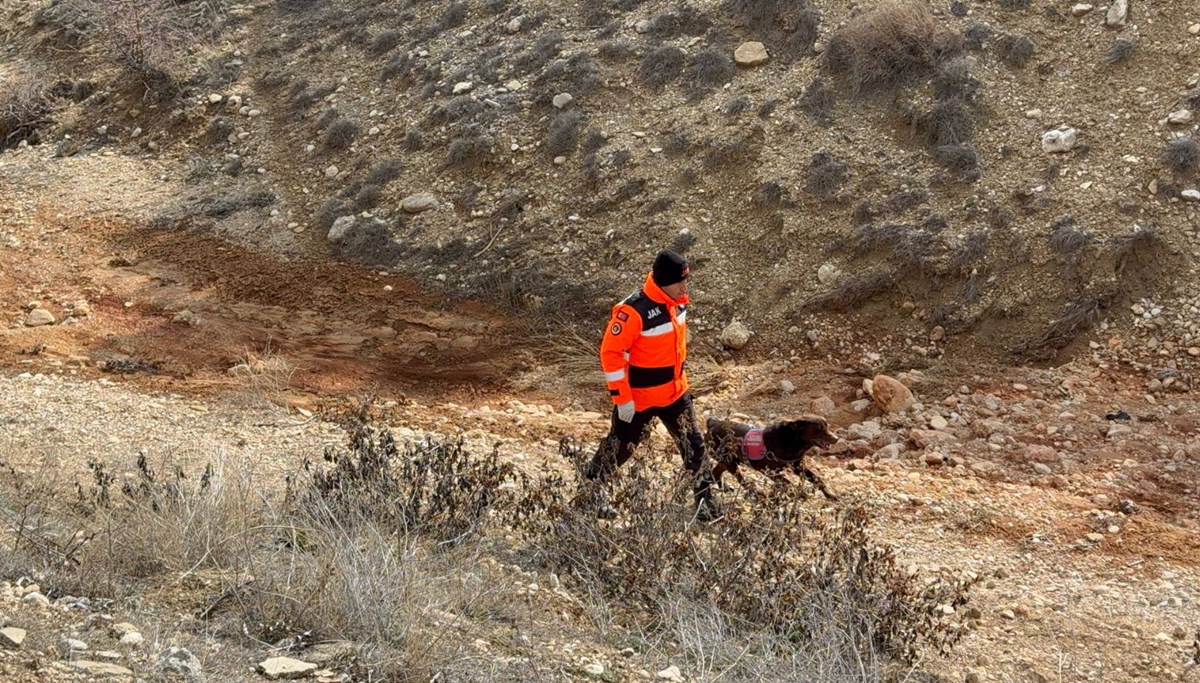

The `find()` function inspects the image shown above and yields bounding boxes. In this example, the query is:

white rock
[452,81,473,95]
[504,79,523,91]
[657,666,685,682]
[1071,3,1094,15]
[930,414,949,430]
[1106,0,1128,27]
[1041,128,1078,153]
[324,165,339,178]
[400,193,439,213]
[720,321,753,349]
[635,19,652,34]
[552,92,574,109]
[734,41,769,67]
[780,380,796,395]
[208,93,224,104]
[62,638,89,651]
[583,663,606,677]
[505,17,522,33]
[162,647,203,677]
[1190,23,1200,35]
[327,215,356,242]
[24,308,55,327]
[1166,109,1194,125]
[0,627,26,649]
[257,656,319,680]
[119,632,144,647]
[21,591,50,606]
[817,263,840,285]
[1182,190,1200,201]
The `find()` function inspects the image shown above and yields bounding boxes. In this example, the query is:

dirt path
[0,148,526,402]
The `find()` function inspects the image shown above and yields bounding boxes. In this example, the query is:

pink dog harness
[741,428,766,461]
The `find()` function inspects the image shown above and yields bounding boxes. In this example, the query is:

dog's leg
[794,462,837,501]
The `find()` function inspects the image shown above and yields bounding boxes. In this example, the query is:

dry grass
[825,0,963,94]
[0,75,55,150]
[1164,137,1199,175]
[227,346,297,403]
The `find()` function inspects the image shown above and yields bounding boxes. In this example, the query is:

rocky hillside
[4,0,1200,366]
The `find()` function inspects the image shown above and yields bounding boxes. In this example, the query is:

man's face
[662,278,688,301]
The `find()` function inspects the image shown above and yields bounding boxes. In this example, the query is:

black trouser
[585,393,712,499]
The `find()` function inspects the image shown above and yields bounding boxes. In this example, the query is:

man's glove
[616,401,636,423]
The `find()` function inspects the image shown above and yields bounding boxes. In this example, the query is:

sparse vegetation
[0,76,56,150]
[546,110,584,157]
[685,50,736,96]
[444,133,492,170]
[995,33,1034,68]
[639,45,686,89]
[1164,137,1200,174]
[825,0,964,94]
[322,117,360,151]
[805,152,851,198]
[1102,38,1136,65]
[723,0,820,59]
[798,77,835,126]
[369,29,400,56]
[651,4,712,38]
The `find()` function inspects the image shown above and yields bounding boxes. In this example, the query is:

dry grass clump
[640,45,686,89]
[1164,137,1200,175]
[995,33,1034,68]
[321,117,360,151]
[723,0,820,59]
[805,152,850,198]
[825,0,963,94]
[0,76,55,150]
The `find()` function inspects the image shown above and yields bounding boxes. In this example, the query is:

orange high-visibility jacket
[599,273,689,411]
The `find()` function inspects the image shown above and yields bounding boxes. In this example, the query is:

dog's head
[778,415,838,451]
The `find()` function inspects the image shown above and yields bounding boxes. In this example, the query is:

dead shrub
[1102,38,1135,66]
[964,22,992,52]
[597,39,635,62]
[639,45,686,89]
[547,110,584,157]
[515,32,563,72]
[330,217,405,267]
[804,270,896,311]
[701,126,764,170]
[686,50,736,96]
[444,133,492,170]
[935,144,982,181]
[723,96,750,116]
[369,29,400,56]
[365,158,403,186]
[995,33,1034,68]
[0,76,56,150]
[1010,293,1111,361]
[651,4,712,38]
[825,0,963,94]
[805,152,850,198]
[798,77,834,126]
[321,117,360,151]
[1047,216,1091,265]
[1164,137,1199,175]
[933,56,981,103]
[999,0,1032,8]
[723,0,820,59]
[68,0,192,96]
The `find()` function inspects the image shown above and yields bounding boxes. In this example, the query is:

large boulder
[871,374,915,413]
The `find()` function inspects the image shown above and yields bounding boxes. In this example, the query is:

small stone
[720,321,753,349]
[929,325,945,342]
[327,215,356,242]
[924,452,946,467]
[1106,0,1128,27]
[71,661,134,677]
[162,647,203,677]
[172,310,199,326]
[552,93,574,109]
[1000,609,1016,620]
[817,262,840,285]
[1086,532,1105,542]
[400,193,439,213]
[1190,23,1200,35]
[208,93,224,104]
[1070,3,1093,16]
[22,591,50,606]
[24,308,55,327]
[1033,463,1052,475]
[930,414,948,430]
[1166,109,1195,125]
[506,17,522,33]
[635,19,652,34]
[452,81,473,95]
[258,656,319,680]
[583,662,606,677]
[247,109,262,117]
[1182,189,1200,201]
[657,666,685,682]
[1187,347,1200,357]
[553,155,567,165]
[780,380,796,395]
[324,165,339,178]
[112,623,139,636]
[0,627,26,649]
[119,632,144,647]
[734,41,769,67]
[62,638,89,651]
[1041,128,1078,154]
[965,667,986,683]
[811,396,837,416]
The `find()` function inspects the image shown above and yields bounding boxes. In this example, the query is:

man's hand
[616,401,636,423]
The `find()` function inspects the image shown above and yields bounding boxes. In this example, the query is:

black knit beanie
[652,249,689,287]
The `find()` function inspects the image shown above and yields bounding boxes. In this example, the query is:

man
[585,248,719,521]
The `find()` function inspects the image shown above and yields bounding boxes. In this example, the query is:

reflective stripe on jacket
[599,273,689,411]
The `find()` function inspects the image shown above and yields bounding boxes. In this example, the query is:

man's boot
[693,476,721,523]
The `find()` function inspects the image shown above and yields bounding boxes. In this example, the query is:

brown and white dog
[705,415,839,499]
